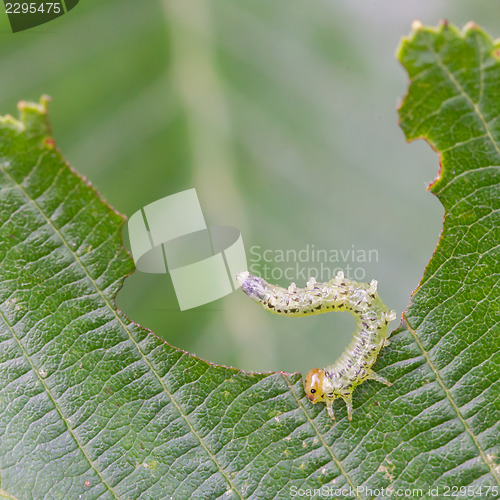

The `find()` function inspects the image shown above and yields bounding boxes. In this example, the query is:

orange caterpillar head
[304,368,327,404]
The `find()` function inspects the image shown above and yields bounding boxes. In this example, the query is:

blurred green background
[0,0,497,375]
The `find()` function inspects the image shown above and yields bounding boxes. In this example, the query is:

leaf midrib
[429,36,500,163]
[400,35,500,486]
[403,313,499,484]
[0,307,119,499]
[281,373,364,500]
[0,486,20,500]
[0,166,120,499]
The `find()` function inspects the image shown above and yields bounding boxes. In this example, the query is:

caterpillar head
[304,368,327,404]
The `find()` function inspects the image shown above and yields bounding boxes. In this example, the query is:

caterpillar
[236,270,397,421]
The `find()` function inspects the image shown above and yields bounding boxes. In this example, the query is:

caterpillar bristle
[306,277,317,289]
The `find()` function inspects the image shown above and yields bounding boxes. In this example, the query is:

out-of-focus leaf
[0,20,499,500]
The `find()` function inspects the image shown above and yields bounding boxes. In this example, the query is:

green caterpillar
[236,270,397,421]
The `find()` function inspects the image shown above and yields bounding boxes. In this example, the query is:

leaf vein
[403,314,500,484]
[281,373,364,500]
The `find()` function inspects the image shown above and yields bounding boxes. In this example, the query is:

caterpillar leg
[326,402,335,421]
[369,370,392,386]
[341,394,354,421]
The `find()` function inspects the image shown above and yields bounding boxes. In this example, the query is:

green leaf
[0,21,499,500]
[393,21,500,492]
